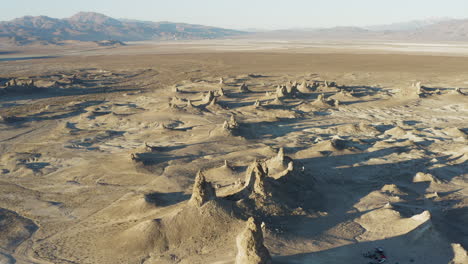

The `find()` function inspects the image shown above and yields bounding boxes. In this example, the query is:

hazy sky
[3,0,468,29]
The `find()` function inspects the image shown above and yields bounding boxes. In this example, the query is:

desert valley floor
[0,41,467,264]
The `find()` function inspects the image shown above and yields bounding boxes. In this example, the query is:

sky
[2,0,468,30]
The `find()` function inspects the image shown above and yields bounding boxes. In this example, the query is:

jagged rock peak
[208,96,218,106]
[218,87,226,96]
[235,217,272,264]
[189,170,216,207]
[244,161,269,197]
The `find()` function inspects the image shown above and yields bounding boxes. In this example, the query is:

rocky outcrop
[4,78,41,93]
[413,81,425,97]
[189,171,216,207]
[235,217,272,264]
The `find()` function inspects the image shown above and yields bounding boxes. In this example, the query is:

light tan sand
[0,42,467,264]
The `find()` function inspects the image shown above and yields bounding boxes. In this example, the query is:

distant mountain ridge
[251,18,468,42]
[364,17,453,31]
[2,12,468,46]
[0,12,246,45]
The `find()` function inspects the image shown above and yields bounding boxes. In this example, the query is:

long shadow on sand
[268,144,467,262]
[144,192,190,207]
[274,220,456,264]
[0,86,137,103]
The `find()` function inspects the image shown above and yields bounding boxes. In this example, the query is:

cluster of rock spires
[412,81,466,97]
[1,78,40,94]
[168,77,352,113]
[275,81,303,98]
[132,147,308,263]
[1,74,85,94]
[270,80,338,100]
[170,85,228,111]
[310,93,340,107]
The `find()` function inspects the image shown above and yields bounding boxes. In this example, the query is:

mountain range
[251,18,468,42]
[0,12,245,45]
[1,12,468,46]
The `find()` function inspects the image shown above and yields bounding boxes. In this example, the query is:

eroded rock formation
[235,217,272,264]
[189,171,216,207]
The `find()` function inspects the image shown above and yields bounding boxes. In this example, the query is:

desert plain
[0,40,467,264]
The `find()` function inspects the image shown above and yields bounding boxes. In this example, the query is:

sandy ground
[0,42,467,264]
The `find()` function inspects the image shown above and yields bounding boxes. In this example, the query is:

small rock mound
[380,184,407,195]
[235,217,272,264]
[309,94,339,108]
[211,115,241,137]
[453,87,466,95]
[443,127,467,140]
[223,115,240,131]
[240,83,250,93]
[384,126,407,137]
[413,172,441,184]
[334,123,380,136]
